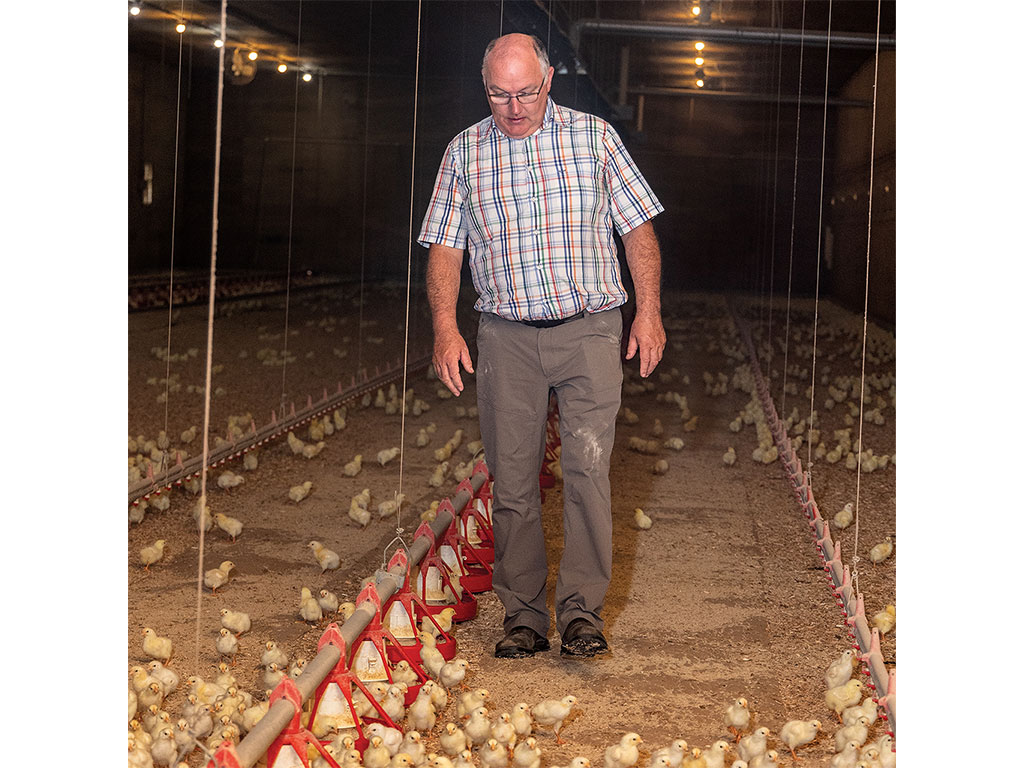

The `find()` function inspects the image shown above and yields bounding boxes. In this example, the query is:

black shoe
[495,626,551,658]
[560,617,609,657]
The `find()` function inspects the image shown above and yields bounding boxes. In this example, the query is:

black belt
[518,310,586,329]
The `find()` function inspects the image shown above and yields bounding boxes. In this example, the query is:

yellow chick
[778,719,820,760]
[722,447,736,466]
[215,512,243,542]
[343,454,363,477]
[531,696,576,746]
[633,508,653,530]
[736,727,770,763]
[216,471,244,490]
[833,502,854,530]
[299,586,323,622]
[243,451,259,471]
[317,588,340,614]
[439,658,470,689]
[309,541,340,572]
[604,732,643,768]
[140,539,167,571]
[260,640,288,669]
[287,431,306,455]
[289,481,314,503]
[663,437,685,451]
[421,606,457,637]
[825,649,857,690]
[216,628,239,661]
[825,679,864,720]
[439,722,469,757]
[339,602,356,620]
[349,498,371,528]
[680,748,705,768]
[682,415,699,432]
[220,608,251,636]
[378,493,407,519]
[869,536,894,565]
[377,446,401,466]
[204,561,236,593]
[142,627,173,663]
[871,603,896,637]
[653,459,669,475]
[725,697,750,741]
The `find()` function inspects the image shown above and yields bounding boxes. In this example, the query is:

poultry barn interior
[19,0,984,764]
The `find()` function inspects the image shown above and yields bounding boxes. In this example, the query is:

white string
[194,0,227,669]
[779,0,808,418]
[160,0,187,474]
[852,0,884,598]
[806,0,833,482]
[763,0,785,384]
[279,0,303,414]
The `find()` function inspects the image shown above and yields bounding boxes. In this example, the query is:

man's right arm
[426,243,474,396]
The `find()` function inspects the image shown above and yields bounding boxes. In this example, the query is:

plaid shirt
[418,98,663,322]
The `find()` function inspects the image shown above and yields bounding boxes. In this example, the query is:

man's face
[484,53,553,139]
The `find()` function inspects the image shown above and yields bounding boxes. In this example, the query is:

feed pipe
[216,467,489,768]
[570,19,896,50]
[728,302,896,738]
[129,351,431,504]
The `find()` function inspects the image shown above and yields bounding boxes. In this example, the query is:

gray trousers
[476,309,623,636]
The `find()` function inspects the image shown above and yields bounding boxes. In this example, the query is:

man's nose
[508,98,523,115]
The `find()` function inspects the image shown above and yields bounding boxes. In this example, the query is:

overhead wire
[851,0,884,598]
[357,2,374,381]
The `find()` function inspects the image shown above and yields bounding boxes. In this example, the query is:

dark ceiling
[129,0,895,127]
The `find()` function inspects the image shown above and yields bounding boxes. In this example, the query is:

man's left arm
[622,219,666,378]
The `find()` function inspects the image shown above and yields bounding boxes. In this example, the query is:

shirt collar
[483,97,569,141]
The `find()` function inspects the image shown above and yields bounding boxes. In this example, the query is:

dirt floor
[128,285,896,767]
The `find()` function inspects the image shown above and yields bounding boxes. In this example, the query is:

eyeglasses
[487,73,548,105]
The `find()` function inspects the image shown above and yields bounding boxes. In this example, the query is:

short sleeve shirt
[418,98,663,322]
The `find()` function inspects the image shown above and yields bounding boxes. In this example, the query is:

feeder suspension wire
[806,0,833,483]
[357,1,375,380]
[852,0,884,598]
[763,0,786,384]
[194,0,228,670]
[161,0,187,465]
[279,0,304,414]
[779,0,807,419]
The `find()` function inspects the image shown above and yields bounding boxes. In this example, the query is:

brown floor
[128,287,896,767]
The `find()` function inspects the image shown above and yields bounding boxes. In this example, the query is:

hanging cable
[357,2,375,381]
[279,0,304,413]
[194,0,228,670]
[779,0,807,418]
[851,0,884,598]
[384,0,424,566]
[806,0,833,484]
[161,0,187,469]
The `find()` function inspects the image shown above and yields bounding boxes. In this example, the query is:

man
[418,33,665,658]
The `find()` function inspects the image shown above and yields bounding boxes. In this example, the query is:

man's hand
[433,326,474,396]
[625,309,666,378]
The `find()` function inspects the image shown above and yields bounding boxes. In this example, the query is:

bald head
[481,33,550,82]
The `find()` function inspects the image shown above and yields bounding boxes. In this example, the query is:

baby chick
[828,743,860,768]
[440,722,469,756]
[439,658,470,689]
[464,707,492,747]
[778,719,820,761]
[833,502,854,530]
[663,437,685,451]
[418,630,446,679]
[349,497,371,528]
[406,689,438,734]
[219,608,251,636]
[870,604,896,637]
[317,588,340,614]
[378,493,407,519]
[825,679,864,720]
[216,471,244,490]
[262,663,286,691]
[736,728,769,763]
[531,696,577,746]
[747,750,778,768]
[204,561,235,593]
[378,446,401,466]
[633,508,653,530]
[826,649,857,690]
[363,737,392,768]
[869,536,893,565]
[140,540,167,571]
[833,716,870,753]
[512,737,542,768]
[146,660,179,696]
[261,640,288,669]
[605,733,644,768]
[215,512,243,542]
[289,480,314,503]
[216,628,239,662]
[510,701,533,738]
[309,540,340,572]
[842,696,878,727]
[142,628,173,663]
[653,459,670,475]
[343,454,363,477]
[680,748,706,768]
[722,447,737,466]
[651,739,688,768]
[703,741,730,768]
[299,587,323,622]
[724,698,750,741]
[480,739,510,768]
[457,688,490,720]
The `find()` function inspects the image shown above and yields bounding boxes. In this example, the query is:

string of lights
[128,0,317,82]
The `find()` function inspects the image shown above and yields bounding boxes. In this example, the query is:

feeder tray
[381,549,458,666]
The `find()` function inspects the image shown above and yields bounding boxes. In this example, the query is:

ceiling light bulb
[214,38,224,48]
[278,63,288,73]
[247,50,258,61]
[692,5,701,15]
[129,5,141,16]
[696,79,704,88]
[695,57,704,66]
[175,22,186,33]
[695,41,705,51]
[302,72,312,82]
